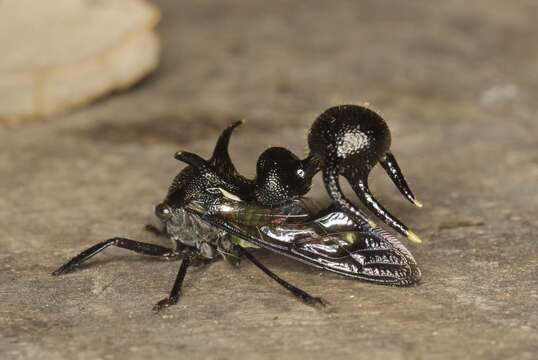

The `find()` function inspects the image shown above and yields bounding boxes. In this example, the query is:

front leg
[153,251,193,312]
[52,237,181,276]
[153,245,218,311]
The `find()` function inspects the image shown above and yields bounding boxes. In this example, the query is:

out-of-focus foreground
[0,0,160,122]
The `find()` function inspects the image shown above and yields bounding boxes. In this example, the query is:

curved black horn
[380,152,422,208]
[210,120,243,177]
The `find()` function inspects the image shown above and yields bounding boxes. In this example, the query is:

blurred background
[1,1,536,360]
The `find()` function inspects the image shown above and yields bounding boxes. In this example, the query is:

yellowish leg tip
[413,200,423,208]
[407,231,423,244]
[368,219,377,228]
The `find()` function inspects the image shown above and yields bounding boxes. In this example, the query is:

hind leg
[241,248,327,308]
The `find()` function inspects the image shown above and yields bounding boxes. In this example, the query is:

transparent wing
[187,197,421,286]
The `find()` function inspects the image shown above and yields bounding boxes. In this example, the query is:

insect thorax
[166,208,225,256]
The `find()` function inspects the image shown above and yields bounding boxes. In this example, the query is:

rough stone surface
[1,1,536,359]
[0,0,160,121]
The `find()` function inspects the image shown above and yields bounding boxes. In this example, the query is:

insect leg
[240,248,327,308]
[379,152,422,208]
[52,238,181,276]
[153,252,192,312]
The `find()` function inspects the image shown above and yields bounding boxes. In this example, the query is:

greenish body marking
[229,235,259,249]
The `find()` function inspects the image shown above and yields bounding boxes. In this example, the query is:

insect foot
[301,294,330,309]
[153,254,192,312]
[152,296,179,312]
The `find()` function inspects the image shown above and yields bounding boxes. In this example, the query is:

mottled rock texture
[1,1,536,359]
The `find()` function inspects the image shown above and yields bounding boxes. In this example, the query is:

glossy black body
[309,105,391,178]
[53,104,424,310]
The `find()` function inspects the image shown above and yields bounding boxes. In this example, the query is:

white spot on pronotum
[216,188,243,202]
[297,169,305,178]
[337,131,368,158]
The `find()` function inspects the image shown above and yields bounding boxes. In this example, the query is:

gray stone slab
[1,1,536,359]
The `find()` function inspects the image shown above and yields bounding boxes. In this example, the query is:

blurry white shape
[0,0,161,123]
[480,84,518,105]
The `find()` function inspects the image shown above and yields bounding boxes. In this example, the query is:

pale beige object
[0,0,161,122]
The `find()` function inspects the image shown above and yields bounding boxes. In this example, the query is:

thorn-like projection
[307,105,424,243]
[380,152,422,208]
[350,177,420,240]
[210,120,243,172]
[407,231,423,244]
[174,151,207,168]
[320,167,371,228]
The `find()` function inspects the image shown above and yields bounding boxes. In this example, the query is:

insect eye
[155,203,172,220]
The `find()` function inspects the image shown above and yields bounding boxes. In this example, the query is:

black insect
[53,105,423,310]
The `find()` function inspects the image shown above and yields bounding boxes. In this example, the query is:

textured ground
[1,1,537,359]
